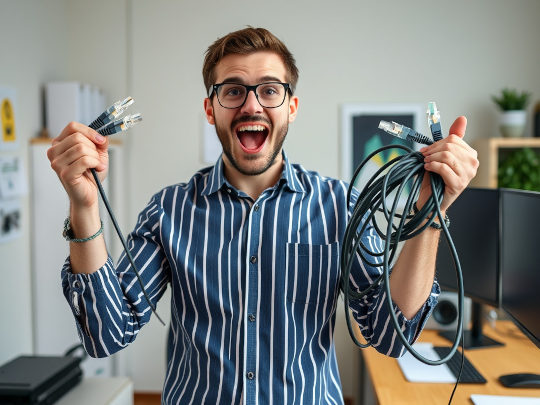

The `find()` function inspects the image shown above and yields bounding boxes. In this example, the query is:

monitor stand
[439,302,504,349]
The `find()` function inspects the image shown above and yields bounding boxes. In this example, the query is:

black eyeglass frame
[208,82,292,109]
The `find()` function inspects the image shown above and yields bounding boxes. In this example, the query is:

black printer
[0,355,82,405]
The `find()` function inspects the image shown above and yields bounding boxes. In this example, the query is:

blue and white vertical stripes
[61,152,439,405]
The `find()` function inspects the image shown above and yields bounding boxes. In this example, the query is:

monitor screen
[501,188,540,348]
[435,187,500,307]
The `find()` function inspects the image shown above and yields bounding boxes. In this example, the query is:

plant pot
[500,110,527,137]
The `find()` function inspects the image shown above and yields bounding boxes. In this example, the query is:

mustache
[231,115,271,128]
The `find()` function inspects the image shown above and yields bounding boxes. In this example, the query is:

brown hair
[203,27,299,95]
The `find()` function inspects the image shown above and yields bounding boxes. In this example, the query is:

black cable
[89,168,165,326]
[340,144,464,371]
[447,326,465,404]
[85,109,165,326]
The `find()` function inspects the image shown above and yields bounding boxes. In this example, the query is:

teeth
[238,125,265,132]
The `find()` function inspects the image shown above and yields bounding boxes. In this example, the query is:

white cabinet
[29,138,124,377]
[45,82,106,137]
[56,377,133,405]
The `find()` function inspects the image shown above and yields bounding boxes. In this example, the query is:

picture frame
[340,103,424,187]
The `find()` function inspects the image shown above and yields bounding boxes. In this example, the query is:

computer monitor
[500,188,540,348]
[435,187,503,348]
[498,188,540,389]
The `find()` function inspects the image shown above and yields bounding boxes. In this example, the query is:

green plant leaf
[498,147,540,191]
[492,88,531,111]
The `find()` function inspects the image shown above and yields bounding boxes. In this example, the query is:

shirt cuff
[60,255,115,328]
[399,280,441,343]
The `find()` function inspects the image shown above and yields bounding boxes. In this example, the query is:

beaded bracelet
[63,217,103,242]
[413,203,450,230]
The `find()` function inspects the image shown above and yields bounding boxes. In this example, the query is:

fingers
[49,120,108,156]
[424,154,479,213]
[448,116,467,138]
[51,142,106,174]
[420,118,476,158]
[60,155,105,186]
[418,116,479,210]
[54,121,106,146]
[47,122,109,182]
[423,142,478,181]
[423,160,465,191]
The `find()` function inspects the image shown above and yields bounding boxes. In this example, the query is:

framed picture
[340,104,424,189]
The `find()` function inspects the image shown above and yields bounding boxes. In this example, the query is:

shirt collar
[201,151,305,196]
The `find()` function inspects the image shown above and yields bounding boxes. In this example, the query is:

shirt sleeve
[61,193,171,358]
[345,188,440,358]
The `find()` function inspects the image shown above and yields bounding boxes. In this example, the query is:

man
[47,27,478,404]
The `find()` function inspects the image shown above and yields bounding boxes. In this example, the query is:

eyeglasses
[209,82,291,109]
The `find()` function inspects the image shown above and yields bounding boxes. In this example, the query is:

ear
[288,95,299,123]
[204,98,215,125]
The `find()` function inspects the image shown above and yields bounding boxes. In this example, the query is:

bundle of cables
[339,113,465,403]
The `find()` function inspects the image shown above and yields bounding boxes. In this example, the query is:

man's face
[204,51,298,176]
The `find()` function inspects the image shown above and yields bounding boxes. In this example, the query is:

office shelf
[471,137,540,188]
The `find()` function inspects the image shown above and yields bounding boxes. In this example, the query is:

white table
[56,377,133,405]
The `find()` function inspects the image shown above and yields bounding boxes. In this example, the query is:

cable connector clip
[89,97,135,131]
[110,96,134,119]
[120,113,143,130]
[378,120,433,146]
[378,120,405,137]
[427,101,443,142]
[99,113,143,136]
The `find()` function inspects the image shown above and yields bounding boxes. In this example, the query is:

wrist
[413,203,450,230]
[69,203,102,240]
[63,218,103,242]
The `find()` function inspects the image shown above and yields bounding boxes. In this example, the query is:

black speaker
[425,292,471,331]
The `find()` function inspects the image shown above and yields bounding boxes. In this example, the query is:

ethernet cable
[88,96,134,131]
[378,120,434,145]
[86,98,165,326]
[344,102,465,404]
[98,113,143,136]
[428,101,443,142]
[378,102,446,146]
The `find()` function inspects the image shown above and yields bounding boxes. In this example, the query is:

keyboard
[433,346,487,384]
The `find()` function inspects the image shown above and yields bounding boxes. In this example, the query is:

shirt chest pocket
[285,242,341,305]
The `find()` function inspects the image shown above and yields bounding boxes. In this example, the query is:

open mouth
[235,124,269,153]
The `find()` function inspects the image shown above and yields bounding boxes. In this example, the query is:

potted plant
[498,147,540,191]
[492,88,531,137]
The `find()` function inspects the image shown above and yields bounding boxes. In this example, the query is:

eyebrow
[220,75,285,84]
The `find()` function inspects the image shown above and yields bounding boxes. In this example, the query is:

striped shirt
[61,152,438,405]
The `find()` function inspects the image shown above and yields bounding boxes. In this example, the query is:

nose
[240,89,263,115]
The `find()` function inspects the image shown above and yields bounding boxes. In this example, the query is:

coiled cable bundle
[340,143,464,367]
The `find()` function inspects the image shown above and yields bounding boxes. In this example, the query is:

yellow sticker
[1,98,16,143]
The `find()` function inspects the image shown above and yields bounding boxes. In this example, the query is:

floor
[134,393,354,404]
[134,393,161,405]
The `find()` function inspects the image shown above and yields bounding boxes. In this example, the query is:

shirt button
[226,188,231,193]
[73,280,81,289]
[250,255,257,264]
[248,314,256,322]
[253,204,259,211]
[246,371,255,380]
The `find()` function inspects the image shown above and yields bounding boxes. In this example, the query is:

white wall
[0,0,69,366]
[2,0,540,401]
[127,0,540,220]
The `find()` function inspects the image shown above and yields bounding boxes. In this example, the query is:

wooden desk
[361,321,540,404]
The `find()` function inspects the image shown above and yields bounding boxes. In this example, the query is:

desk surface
[361,321,540,404]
